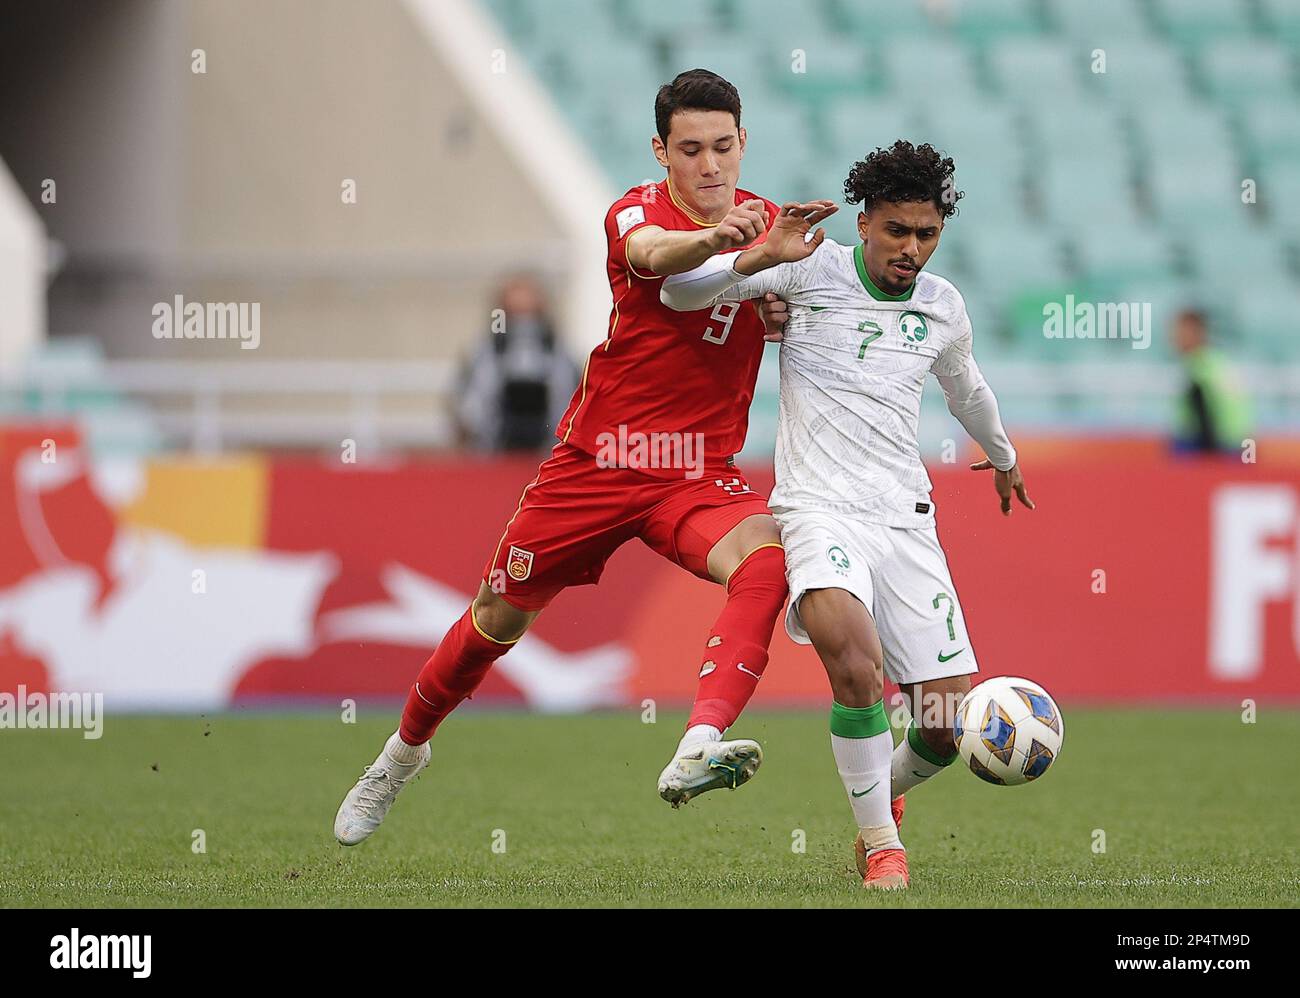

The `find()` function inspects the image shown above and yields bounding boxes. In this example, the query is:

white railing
[1,359,459,454]
[977,359,1300,428]
[4,355,1298,458]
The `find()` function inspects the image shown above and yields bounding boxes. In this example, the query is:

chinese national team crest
[899,311,928,344]
[507,545,535,582]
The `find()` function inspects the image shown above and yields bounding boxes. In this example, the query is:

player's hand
[970,459,1035,517]
[757,201,839,264]
[709,199,771,252]
[760,292,789,342]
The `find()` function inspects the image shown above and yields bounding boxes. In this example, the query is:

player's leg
[334,445,626,844]
[658,513,785,805]
[334,584,537,845]
[640,476,787,805]
[395,583,539,748]
[871,525,978,805]
[688,511,785,737]
[779,510,906,888]
[891,673,970,797]
[798,587,907,889]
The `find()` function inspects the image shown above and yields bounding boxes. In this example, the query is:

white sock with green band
[891,721,958,797]
[830,700,901,852]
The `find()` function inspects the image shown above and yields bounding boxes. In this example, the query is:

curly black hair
[843,140,963,219]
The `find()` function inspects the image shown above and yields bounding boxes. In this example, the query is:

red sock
[687,544,788,731]
[399,606,516,744]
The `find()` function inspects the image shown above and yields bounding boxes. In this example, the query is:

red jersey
[556,180,780,473]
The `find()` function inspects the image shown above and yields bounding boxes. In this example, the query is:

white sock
[384,730,425,769]
[677,724,722,754]
[890,723,956,797]
[830,700,900,852]
[833,731,898,838]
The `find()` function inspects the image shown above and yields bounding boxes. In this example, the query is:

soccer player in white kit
[660,141,1034,889]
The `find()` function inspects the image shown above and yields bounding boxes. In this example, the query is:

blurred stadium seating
[2,0,1298,453]
[481,0,1300,445]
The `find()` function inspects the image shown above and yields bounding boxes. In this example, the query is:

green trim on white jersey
[854,243,914,301]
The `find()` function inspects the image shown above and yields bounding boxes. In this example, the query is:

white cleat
[333,739,431,845]
[657,739,763,808]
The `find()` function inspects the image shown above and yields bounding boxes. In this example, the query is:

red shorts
[483,442,773,611]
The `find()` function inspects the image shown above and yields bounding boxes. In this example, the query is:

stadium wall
[3,426,1298,710]
[0,156,44,368]
[0,0,607,369]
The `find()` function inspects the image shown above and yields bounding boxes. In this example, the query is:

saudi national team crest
[899,311,928,344]
[827,545,851,575]
[507,545,535,581]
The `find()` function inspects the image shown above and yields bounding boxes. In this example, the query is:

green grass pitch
[1,708,1297,908]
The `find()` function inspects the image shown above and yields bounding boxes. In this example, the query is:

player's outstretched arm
[626,199,770,277]
[732,201,837,275]
[659,251,752,311]
[659,201,837,311]
[936,357,1035,516]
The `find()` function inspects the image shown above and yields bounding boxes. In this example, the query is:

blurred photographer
[456,275,579,452]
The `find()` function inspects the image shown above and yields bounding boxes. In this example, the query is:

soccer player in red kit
[334,70,836,845]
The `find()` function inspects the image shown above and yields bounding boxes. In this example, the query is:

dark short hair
[844,140,962,220]
[655,69,741,142]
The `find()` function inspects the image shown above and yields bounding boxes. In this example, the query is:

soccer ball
[954,676,1064,786]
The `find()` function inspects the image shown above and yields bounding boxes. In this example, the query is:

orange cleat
[859,846,909,891]
[854,832,909,881]
[891,794,905,832]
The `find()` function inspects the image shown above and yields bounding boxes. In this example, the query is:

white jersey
[712,240,980,527]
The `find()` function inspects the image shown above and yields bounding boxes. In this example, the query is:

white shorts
[777,508,979,686]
